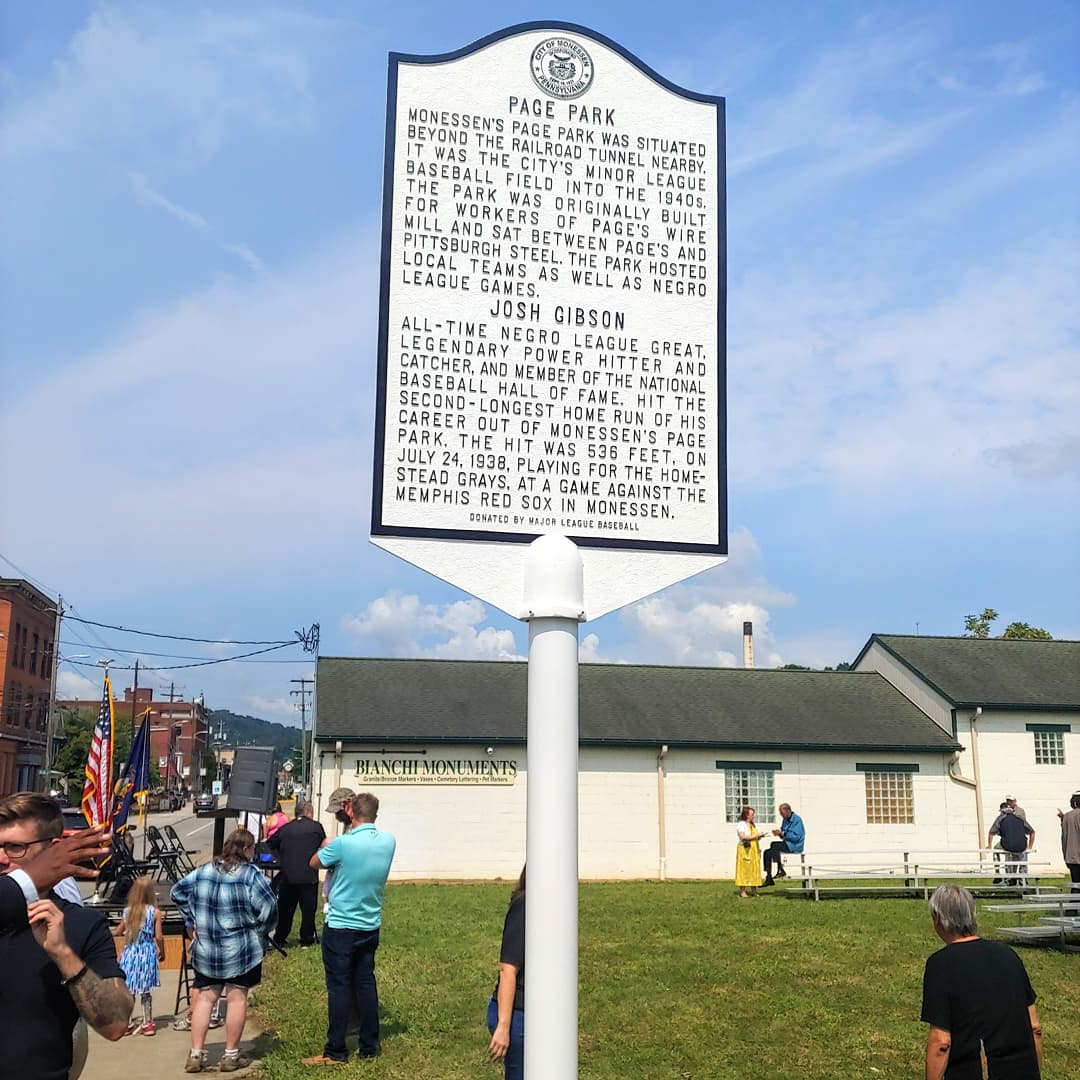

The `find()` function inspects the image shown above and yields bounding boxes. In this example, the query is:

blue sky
[1,1,1077,723]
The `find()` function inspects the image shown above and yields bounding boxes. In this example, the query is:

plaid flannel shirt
[171,860,277,980]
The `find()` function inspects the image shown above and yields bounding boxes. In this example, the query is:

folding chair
[104,831,161,900]
[164,824,198,874]
[146,825,183,884]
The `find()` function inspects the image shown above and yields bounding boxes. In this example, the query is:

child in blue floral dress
[116,875,165,1035]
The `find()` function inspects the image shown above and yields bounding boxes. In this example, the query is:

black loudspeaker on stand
[227,746,278,814]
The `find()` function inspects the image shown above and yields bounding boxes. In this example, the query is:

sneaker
[775,868,787,878]
[300,1054,347,1066]
[761,878,775,887]
[184,1052,206,1074]
[208,1015,225,1029]
[141,1021,157,1036]
[172,1017,191,1031]
[219,1054,253,1073]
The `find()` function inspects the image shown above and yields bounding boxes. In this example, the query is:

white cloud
[576,528,795,668]
[129,172,268,274]
[57,669,100,700]
[0,7,345,162]
[0,226,380,583]
[728,21,957,184]
[729,239,1079,497]
[342,593,524,661]
[242,695,300,722]
[221,243,266,274]
[130,172,209,231]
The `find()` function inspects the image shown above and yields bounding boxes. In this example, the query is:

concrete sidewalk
[81,964,267,1079]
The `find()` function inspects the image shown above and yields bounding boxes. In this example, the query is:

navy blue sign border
[371,21,727,556]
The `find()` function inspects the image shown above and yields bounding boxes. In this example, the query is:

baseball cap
[326,787,355,813]
[1004,794,1016,801]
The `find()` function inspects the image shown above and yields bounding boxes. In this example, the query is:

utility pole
[44,594,63,793]
[130,658,139,745]
[290,678,313,792]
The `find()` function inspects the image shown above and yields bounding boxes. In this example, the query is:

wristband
[61,964,89,987]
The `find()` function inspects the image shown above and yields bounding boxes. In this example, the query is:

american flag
[82,674,115,827]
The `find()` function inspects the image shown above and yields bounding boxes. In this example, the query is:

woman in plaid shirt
[171,827,277,1073]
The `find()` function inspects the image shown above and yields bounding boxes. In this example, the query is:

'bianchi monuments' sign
[372,23,726,557]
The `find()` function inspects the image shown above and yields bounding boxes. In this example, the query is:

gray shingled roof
[856,635,1080,710]
[314,657,959,752]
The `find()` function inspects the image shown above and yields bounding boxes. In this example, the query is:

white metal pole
[523,535,583,1080]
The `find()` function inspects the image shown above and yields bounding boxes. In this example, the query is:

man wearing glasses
[0,792,133,1080]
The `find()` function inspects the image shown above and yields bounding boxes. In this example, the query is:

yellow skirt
[735,838,762,887]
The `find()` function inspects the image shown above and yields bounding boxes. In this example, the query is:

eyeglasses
[0,838,51,858]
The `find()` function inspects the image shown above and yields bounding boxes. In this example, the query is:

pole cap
[523,534,585,620]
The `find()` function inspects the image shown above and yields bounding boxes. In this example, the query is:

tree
[963,609,1052,640]
[1000,622,1053,640]
[964,608,999,638]
[53,708,159,794]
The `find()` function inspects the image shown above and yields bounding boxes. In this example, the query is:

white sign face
[372,25,725,555]
[354,755,519,786]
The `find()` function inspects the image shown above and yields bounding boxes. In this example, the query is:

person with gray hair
[268,799,326,949]
[921,885,1043,1079]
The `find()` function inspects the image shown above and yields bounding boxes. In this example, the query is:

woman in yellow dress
[735,805,764,898]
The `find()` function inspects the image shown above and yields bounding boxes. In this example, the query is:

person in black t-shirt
[268,799,326,947]
[1,793,132,1080]
[487,867,525,1080]
[921,884,1042,1080]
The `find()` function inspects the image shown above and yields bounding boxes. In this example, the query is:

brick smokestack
[743,621,754,669]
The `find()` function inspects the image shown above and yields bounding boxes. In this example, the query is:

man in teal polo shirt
[303,792,396,1065]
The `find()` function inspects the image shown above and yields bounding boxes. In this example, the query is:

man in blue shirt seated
[762,803,805,886]
[303,792,396,1066]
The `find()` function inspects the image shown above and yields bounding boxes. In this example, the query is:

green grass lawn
[253,880,1078,1078]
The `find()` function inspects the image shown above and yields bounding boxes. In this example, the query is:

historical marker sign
[372,22,726,556]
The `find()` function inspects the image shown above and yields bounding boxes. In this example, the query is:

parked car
[193,792,216,813]
[61,807,91,837]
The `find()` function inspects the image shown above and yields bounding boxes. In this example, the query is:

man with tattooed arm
[0,793,133,1080]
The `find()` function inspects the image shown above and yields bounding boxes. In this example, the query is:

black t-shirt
[495,893,525,1012]
[269,817,326,884]
[921,938,1039,1080]
[0,891,125,1080]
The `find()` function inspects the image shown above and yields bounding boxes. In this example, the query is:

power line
[65,614,295,646]
[61,639,280,662]
[59,640,315,665]
[0,551,60,596]
[63,640,299,672]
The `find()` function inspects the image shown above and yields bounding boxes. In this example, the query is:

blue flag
[112,712,151,831]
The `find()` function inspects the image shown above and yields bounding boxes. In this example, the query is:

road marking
[188,821,212,836]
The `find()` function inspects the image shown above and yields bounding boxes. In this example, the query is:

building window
[719,764,777,823]
[43,639,54,678]
[1033,730,1065,766]
[29,632,39,675]
[862,770,915,824]
[12,623,23,668]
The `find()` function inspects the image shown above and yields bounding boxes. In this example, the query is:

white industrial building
[309,635,1079,880]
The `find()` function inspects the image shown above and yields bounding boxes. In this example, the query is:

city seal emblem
[530,37,594,99]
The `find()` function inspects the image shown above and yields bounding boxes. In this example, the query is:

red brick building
[0,579,58,796]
